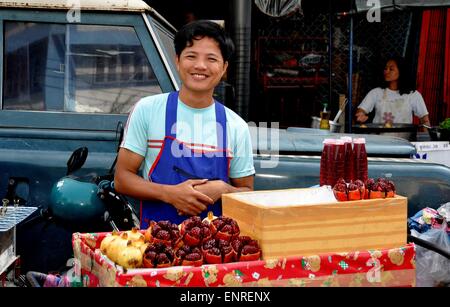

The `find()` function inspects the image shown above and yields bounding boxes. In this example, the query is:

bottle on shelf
[319,103,330,130]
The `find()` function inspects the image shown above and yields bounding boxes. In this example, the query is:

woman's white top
[358,87,429,124]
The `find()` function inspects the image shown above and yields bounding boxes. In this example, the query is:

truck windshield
[3,21,162,114]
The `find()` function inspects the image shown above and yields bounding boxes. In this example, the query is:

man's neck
[178,88,214,109]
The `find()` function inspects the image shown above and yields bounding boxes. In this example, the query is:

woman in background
[355,56,430,127]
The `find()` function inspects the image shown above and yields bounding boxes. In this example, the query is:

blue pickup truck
[1,0,449,274]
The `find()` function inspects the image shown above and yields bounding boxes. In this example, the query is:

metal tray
[0,206,37,232]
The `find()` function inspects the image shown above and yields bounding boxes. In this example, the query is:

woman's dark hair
[381,56,415,95]
[174,20,235,62]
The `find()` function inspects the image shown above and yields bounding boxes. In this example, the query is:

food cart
[72,188,417,287]
[73,231,415,287]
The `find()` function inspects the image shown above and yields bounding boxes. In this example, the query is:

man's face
[176,36,228,95]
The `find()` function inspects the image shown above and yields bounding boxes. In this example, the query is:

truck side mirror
[66,147,88,176]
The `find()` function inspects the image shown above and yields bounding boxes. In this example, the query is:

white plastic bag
[413,222,450,287]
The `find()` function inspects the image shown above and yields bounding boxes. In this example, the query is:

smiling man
[114,20,255,227]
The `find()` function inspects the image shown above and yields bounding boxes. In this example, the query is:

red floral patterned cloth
[72,232,415,287]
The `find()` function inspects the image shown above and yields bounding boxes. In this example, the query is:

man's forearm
[226,183,252,193]
[114,170,170,203]
[193,178,253,204]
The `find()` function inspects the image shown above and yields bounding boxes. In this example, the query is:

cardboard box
[72,232,415,287]
[222,188,407,259]
[411,141,450,167]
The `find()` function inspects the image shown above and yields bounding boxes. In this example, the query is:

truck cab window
[3,22,162,114]
[152,19,176,64]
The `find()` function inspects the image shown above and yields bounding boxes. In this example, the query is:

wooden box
[222,188,407,260]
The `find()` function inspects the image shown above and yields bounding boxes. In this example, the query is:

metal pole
[347,12,354,133]
[230,0,252,120]
[328,0,333,111]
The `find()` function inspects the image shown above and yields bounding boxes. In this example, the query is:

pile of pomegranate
[364,178,396,199]
[332,177,396,201]
[98,213,262,269]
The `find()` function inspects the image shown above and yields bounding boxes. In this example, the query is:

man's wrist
[216,180,234,194]
[225,181,234,194]
[160,184,172,203]
[225,182,249,194]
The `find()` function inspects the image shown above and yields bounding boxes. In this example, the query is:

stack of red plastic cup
[340,136,355,182]
[320,139,333,186]
[320,139,345,186]
[331,139,345,186]
[353,138,368,183]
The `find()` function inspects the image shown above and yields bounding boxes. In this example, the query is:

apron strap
[165,91,178,138]
[214,101,227,150]
[165,91,228,150]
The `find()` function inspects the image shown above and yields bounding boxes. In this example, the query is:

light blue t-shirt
[121,93,255,179]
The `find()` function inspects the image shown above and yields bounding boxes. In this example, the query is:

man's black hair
[380,56,415,95]
[174,20,235,62]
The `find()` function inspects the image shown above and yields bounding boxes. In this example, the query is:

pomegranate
[336,178,346,185]
[174,245,203,266]
[333,182,348,201]
[100,231,120,256]
[354,180,366,198]
[202,211,218,224]
[364,178,375,199]
[125,227,145,243]
[347,182,362,201]
[209,216,240,242]
[385,180,396,198]
[180,216,212,246]
[363,178,397,199]
[202,238,234,264]
[145,220,182,248]
[333,179,367,201]
[131,236,148,253]
[143,242,175,268]
[369,181,385,199]
[107,232,130,263]
[231,236,261,262]
[116,241,143,269]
